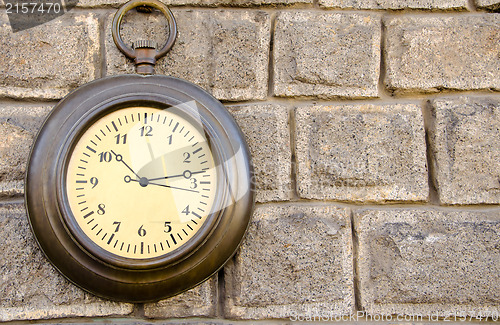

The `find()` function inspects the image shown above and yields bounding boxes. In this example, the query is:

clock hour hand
[111,150,141,179]
[148,169,206,182]
[124,175,199,193]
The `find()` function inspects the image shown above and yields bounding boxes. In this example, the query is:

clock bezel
[57,101,227,270]
[25,74,254,302]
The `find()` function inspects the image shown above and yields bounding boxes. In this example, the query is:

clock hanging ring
[25,0,254,303]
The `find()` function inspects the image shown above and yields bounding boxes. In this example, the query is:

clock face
[65,106,217,259]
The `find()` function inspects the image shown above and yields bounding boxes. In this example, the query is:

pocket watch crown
[133,40,158,50]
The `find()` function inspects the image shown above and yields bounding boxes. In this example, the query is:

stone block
[105,9,270,101]
[385,15,500,95]
[0,12,100,100]
[476,0,500,10]
[228,104,292,202]
[224,204,354,319]
[0,105,52,197]
[295,103,428,203]
[319,0,467,9]
[273,11,380,99]
[78,0,312,7]
[0,204,133,321]
[144,276,217,318]
[355,208,500,317]
[428,96,500,205]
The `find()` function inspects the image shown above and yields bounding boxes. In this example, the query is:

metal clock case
[25,74,254,302]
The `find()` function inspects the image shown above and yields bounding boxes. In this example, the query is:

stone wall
[0,0,499,322]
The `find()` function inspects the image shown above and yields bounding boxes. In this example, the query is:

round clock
[25,74,254,302]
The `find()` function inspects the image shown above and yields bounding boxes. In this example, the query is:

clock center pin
[139,177,149,187]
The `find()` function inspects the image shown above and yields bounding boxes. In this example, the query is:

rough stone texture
[385,15,500,95]
[0,105,52,198]
[144,276,217,318]
[0,12,100,100]
[295,104,428,203]
[228,104,292,202]
[225,204,354,319]
[105,9,270,101]
[428,96,500,205]
[78,0,312,7]
[355,208,500,317]
[1,0,500,322]
[0,204,133,321]
[273,12,380,99]
[476,0,500,10]
[319,0,468,9]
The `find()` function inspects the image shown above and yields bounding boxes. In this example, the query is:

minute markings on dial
[172,122,179,133]
[83,211,94,219]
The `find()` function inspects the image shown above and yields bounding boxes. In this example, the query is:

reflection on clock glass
[65,106,217,259]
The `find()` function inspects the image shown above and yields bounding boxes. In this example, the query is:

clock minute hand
[110,150,141,179]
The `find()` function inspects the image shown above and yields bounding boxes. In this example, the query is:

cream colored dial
[66,106,217,259]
